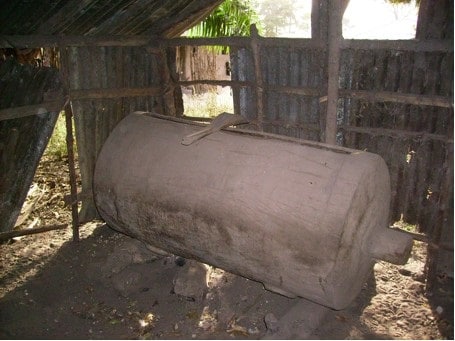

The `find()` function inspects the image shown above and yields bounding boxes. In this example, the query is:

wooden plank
[340,125,452,143]
[65,104,80,241]
[178,79,252,88]
[325,0,348,144]
[160,36,324,49]
[68,86,452,107]
[342,39,453,52]
[339,89,453,108]
[156,46,182,117]
[0,35,250,49]
[267,84,321,97]
[59,45,79,242]
[69,46,98,223]
[251,25,264,131]
[2,34,452,52]
[249,119,320,132]
[0,101,63,121]
[0,224,68,242]
[0,35,151,48]
[70,87,161,100]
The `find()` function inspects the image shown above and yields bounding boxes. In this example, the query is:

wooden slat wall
[338,47,454,277]
[231,44,326,141]
[0,59,62,232]
[66,46,162,221]
[339,48,453,237]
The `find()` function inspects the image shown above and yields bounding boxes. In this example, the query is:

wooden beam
[267,85,321,97]
[1,34,451,52]
[159,36,249,48]
[178,81,321,97]
[342,39,453,52]
[70,87,161,100]
[0,35,251,48]
[339,89,453,108]
[178,79,252,88]
[160,36,324,49]
[64,102,80,242]
[250,24,264,131]
[0,35,151,48]
[0,224,67,242]
[252,120,320,132]
[0,101,63,121]
[325,0,349,144]
[59,45,79,242]
[340,125,452,143]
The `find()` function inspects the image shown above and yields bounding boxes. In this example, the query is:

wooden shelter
[0,0,452,288]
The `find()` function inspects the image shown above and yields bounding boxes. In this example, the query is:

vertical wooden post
[425,149,453,291]
[64,102,80,242]
[153,45,183,117]
[60,46,80,242]
[325,0,349,145]
[250,24,264,131]
[311,0,329,42]
[230,46,242,117]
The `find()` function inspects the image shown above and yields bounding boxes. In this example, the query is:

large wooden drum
[94,112,412,309]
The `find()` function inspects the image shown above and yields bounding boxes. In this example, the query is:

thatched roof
[0,0,223,38]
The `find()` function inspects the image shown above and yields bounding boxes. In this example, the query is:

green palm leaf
[185,0,260,53]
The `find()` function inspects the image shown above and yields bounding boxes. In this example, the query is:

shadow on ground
[0,223,444,339]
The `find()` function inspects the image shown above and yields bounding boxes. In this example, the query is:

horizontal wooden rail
[0,34,321,50]
[339,89,453,108]
[160,36,324,49]
[0,35,151,48]
[159,36,250,48]
[342,39,453,52]
[0,100,63,121]
[70,87,161,100]
[267,84,321,97]
[259,120,320,132]
[181,115,213,122]
[340,125,453,143]
[1,35,452,53]
[178,81,321,97]
[0,224,68,242]
[64,84,451,109]
[178,79,251,88]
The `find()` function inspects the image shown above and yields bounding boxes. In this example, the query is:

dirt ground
[0,155,453,339]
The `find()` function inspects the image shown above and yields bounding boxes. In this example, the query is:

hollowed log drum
[94,112,412,310]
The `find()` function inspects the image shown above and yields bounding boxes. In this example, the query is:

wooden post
[250,24,264,131]
[325,0,349,145]
[152,45,183,117]
[64,101,80,242]
[60,46,80,242]
[311,0,329,42]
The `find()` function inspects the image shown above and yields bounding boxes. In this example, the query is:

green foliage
[187,0,259,37]
[185,0,260,52]
[45,111,76,159]
[387,0,420,5]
